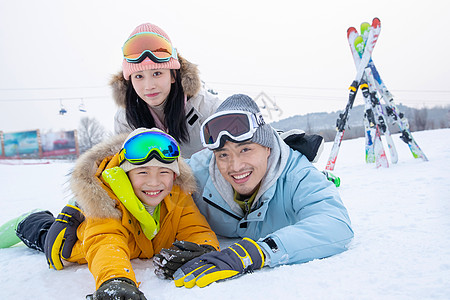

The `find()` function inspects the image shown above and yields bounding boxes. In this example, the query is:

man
[167,94,354,288]
[4,94,351,290]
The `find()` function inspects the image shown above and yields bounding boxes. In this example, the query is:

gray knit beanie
[215,94,274,148]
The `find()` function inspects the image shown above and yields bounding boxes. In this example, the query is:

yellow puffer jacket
[66,134,219,289]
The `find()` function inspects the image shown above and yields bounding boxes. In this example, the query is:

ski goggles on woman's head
[122,32,178,64]
[200,110,266,150]
[119,130,180,165]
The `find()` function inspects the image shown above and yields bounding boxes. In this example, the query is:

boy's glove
[173,238,264,288]
[279,129,324,163]
[153,241,216,279]
[44,204,84,270]
[85,277,146,300]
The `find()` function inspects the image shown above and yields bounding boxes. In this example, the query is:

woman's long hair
[125,69,189,143]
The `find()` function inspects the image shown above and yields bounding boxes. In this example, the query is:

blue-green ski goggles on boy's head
[119,130,180,166]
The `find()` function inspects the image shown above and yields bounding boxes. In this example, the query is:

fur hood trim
[70,134,197,219]
[110,53,202,109]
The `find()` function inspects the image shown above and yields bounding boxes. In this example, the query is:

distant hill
[270,104,450,142]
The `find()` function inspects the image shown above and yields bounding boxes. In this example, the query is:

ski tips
[360,22,370,33]
[372,17,381,28]
[347,27,358,38]
[348,17,380,37]
[354,35,365,56]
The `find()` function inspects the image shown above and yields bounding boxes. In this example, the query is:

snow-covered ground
[1,128,449,299]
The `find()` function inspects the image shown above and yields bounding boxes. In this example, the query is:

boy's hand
[86,278,146,300]
[44,204,84,270]
[154,241,216,279]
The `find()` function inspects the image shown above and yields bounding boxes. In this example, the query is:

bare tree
[306,114,312,133]
[78,117,109,153]
[413,108,428,131]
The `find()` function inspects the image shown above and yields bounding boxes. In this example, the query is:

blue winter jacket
[187,130,353,267]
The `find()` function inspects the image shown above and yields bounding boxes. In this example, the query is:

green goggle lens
[120,131,180,165]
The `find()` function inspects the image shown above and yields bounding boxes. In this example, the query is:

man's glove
[44,204,84,270]
[85,277,146,300]
[173,238,264,288]
[153,241,216,279]
[279,129,324,163]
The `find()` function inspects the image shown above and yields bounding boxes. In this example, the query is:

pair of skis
[355,21,428,164]
[325,17,381,171]
[351,21,393,168]
[325,18,428,171]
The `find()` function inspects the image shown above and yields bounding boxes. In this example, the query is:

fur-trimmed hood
[110,53,202,109]
[70,133,197,219]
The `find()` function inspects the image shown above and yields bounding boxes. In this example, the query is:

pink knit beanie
[122,23,181,80]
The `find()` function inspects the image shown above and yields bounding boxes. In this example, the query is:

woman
[111,22,222,157]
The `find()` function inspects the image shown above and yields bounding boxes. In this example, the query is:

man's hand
[44,204,84,270]
[153,241,216,279]
[173,238,264,288]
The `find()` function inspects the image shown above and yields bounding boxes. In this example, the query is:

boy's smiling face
[127,165,175,206]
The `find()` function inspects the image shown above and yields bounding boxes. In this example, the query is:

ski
[325,17,381,171]
[348,26,375,163]
[354,31,398,164]
[360,80,389,167]
[363,102,376,163]
[367,61,428,161]
[322,170,341,187]
[351,24,376,163]
[359,22,379,163]
[373,122,389,168]
[364,67,398,164]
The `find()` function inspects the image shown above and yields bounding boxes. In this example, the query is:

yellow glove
[44,205,84,270]
[173,238,265,288]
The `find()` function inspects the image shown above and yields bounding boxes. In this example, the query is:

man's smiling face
[214,141,270,197]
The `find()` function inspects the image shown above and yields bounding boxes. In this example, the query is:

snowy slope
[0,129,449,299]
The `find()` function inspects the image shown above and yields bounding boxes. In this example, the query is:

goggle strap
[126,150,176,165]
[254,112,265,126]
[125,48,178,64]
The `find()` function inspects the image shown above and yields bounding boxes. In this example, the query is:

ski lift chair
[59,99,67,115]
[79,99,87,112]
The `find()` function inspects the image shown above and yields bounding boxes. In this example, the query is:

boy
[0,128,219,299]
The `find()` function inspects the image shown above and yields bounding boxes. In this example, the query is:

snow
[1,128,449,299]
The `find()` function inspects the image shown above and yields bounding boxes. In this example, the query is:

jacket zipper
[243,200,250,220]
[202,197,241,221]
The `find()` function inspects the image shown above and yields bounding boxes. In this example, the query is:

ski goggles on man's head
[200,110,265,150]
[122,32,178,64]
[119,130,180,166]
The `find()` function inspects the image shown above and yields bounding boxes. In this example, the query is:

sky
[1,128,449,299]
[1,0,449,134]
